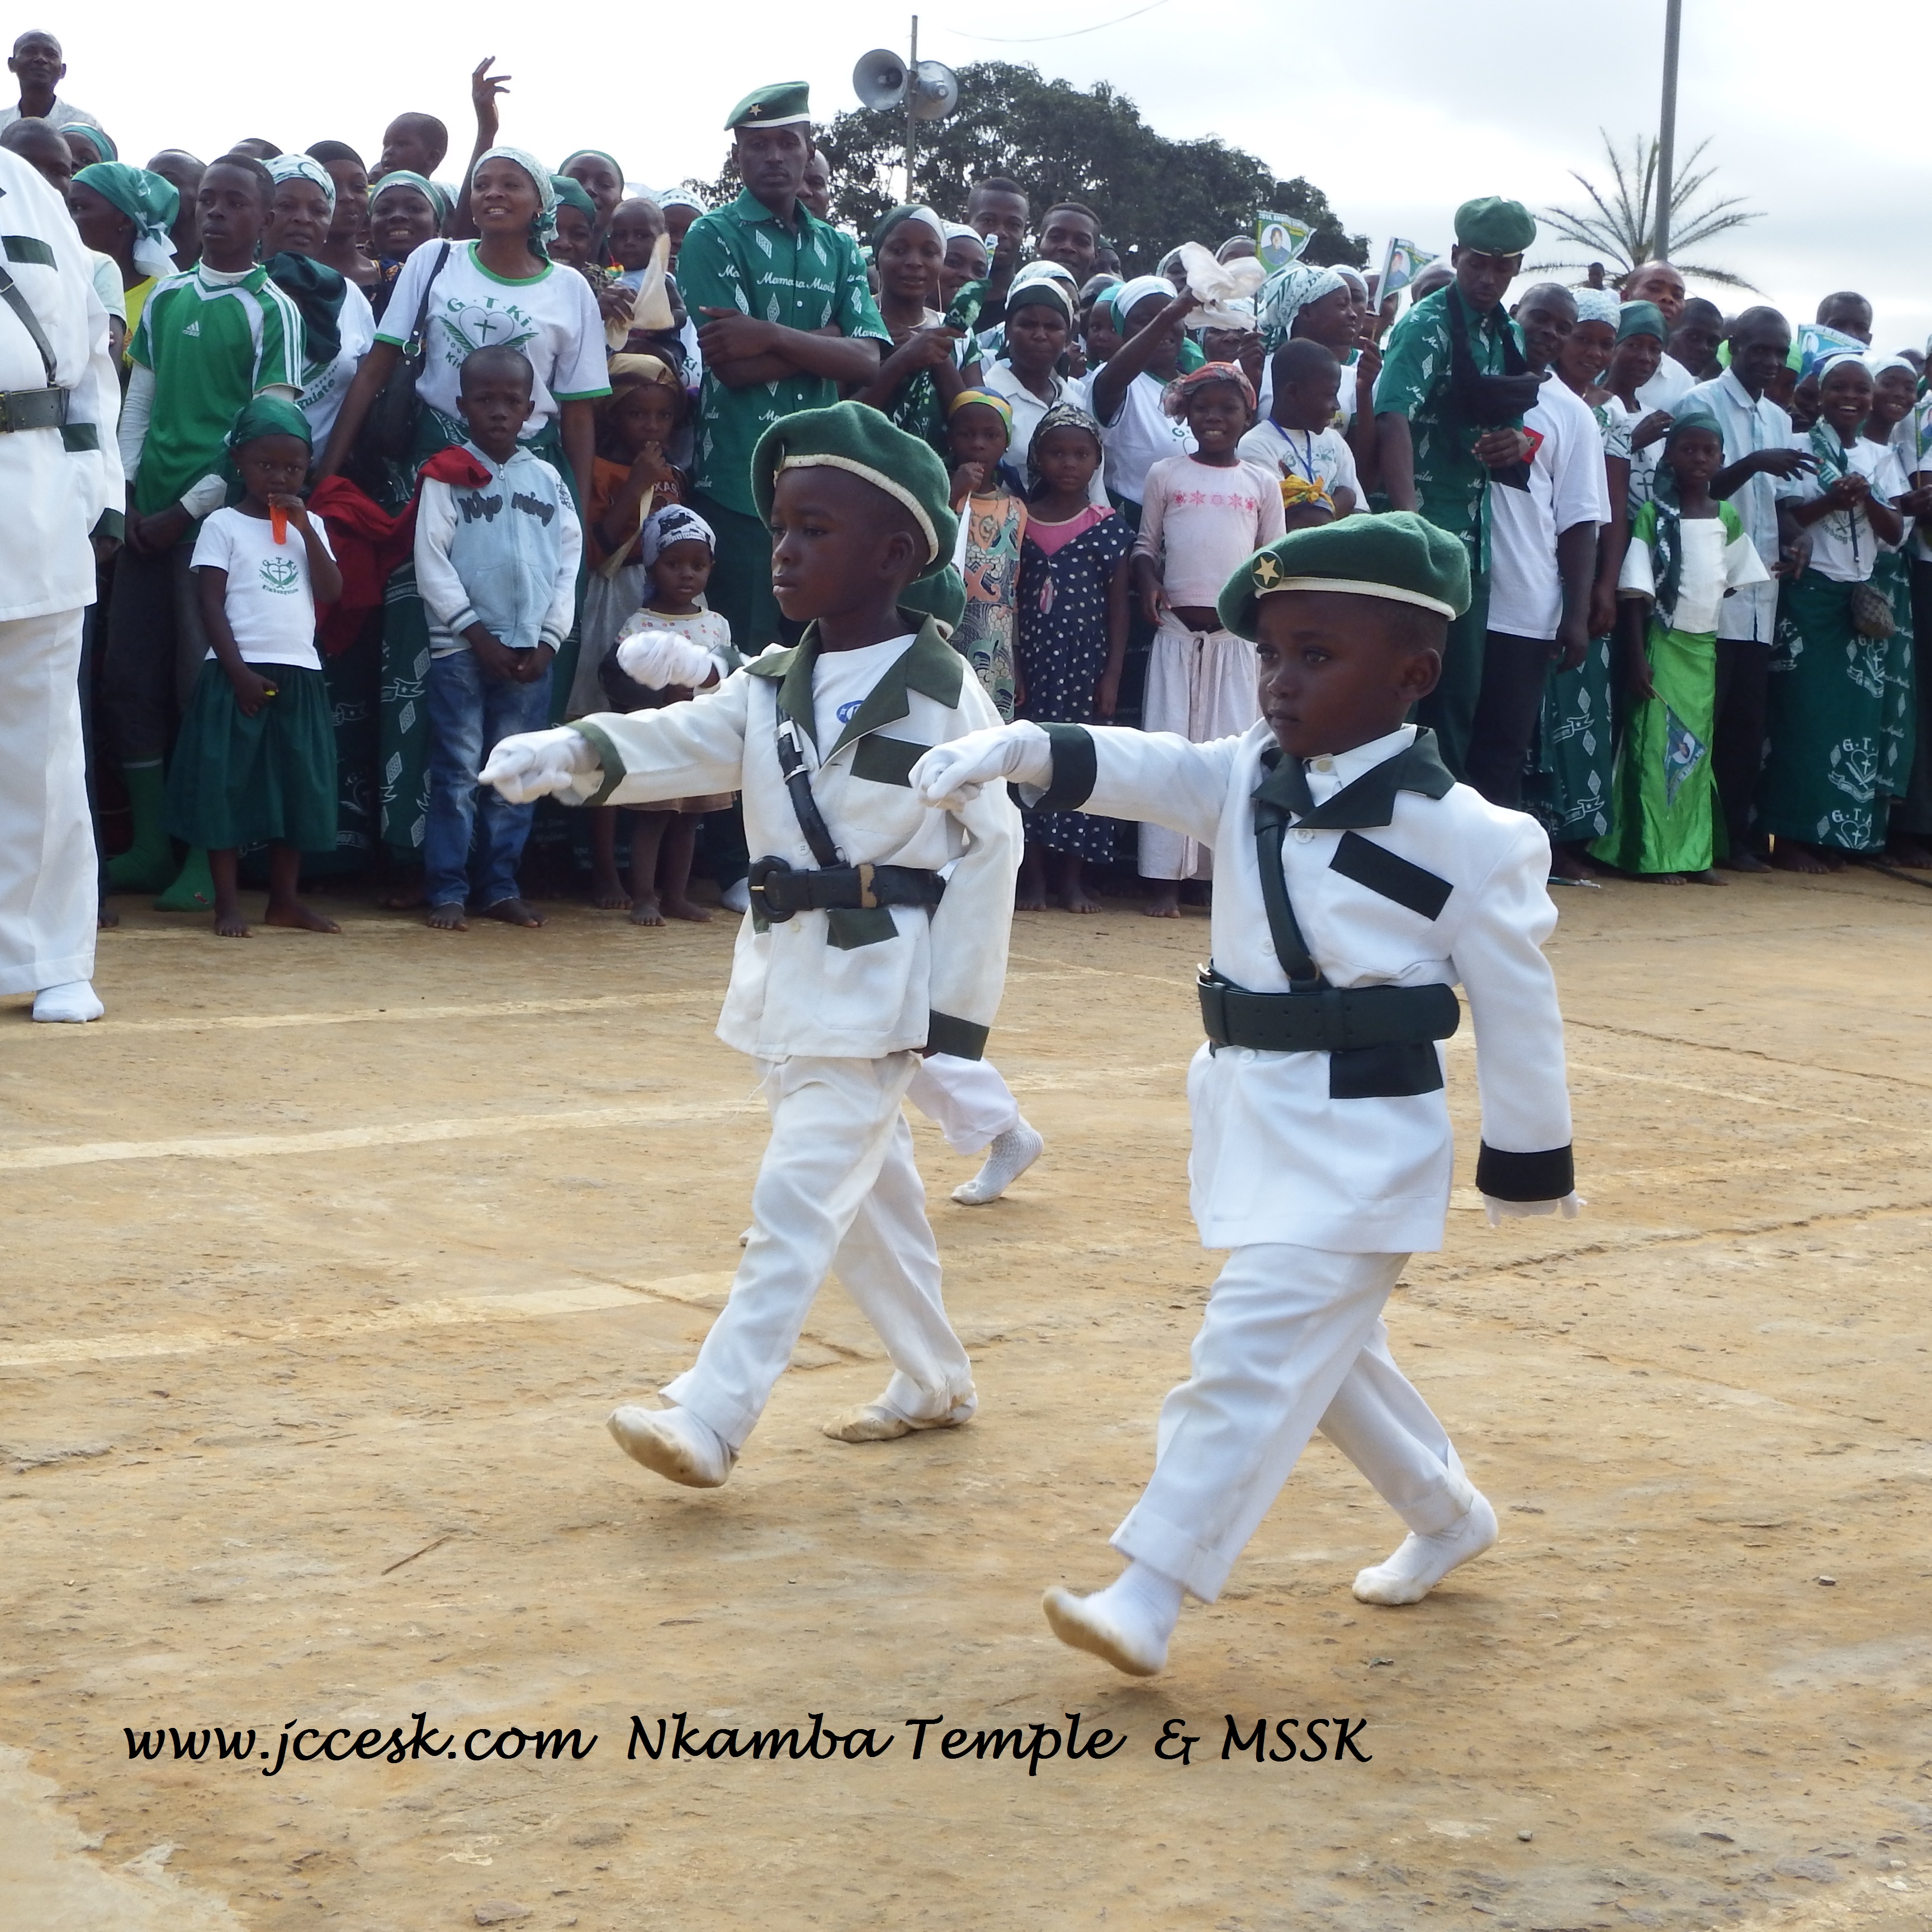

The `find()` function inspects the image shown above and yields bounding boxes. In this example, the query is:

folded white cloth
[479,727,598,803]
[1177,240,1265,331]
[1483,1192,1584,1228]
[909,721,1053,811]
[615,627,718,691]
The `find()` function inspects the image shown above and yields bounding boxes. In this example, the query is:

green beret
[749,400,958,579]
[1453,195,1537,256]
[725,82,811,131]
[1216,511,1472,641]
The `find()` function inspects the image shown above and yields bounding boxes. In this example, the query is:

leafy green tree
[688,61,1365,268]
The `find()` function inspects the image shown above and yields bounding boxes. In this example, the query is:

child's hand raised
[471,56,510,140]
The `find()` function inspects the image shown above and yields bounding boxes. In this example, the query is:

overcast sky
[55,0,1930,349]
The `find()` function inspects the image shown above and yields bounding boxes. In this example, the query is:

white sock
[1353,1493,1498,1606]
[32,981,103,1024]
[1091,1560,1185,1642]
[951,1119,1044,1205]
[1043,1559,1185,1676]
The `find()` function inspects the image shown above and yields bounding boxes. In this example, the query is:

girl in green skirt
[165,400,345,937]
[1591,410,1769,883]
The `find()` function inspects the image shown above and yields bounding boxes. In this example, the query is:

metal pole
[905,15,919,205]
[1652,0,1681,263]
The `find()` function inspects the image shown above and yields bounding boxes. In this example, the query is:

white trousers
[1138,622,1259,881]
[0,609,96,997]
[905,1052,1020,1155]
[664,1053,976,1449]
[1112,1243,1474,1601]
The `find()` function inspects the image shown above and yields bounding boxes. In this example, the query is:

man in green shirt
[678,82,888,656]
[1374,196,1539,776]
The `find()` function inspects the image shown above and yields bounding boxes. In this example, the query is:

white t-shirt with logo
[374,238,610,438]
[191,506,336,670]
[811,634,913,757]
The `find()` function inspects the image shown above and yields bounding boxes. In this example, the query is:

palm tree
[1536,131,1761,290]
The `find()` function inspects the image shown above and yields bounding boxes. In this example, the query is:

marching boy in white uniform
[912,513,1578,1675]
[482,402,1020,1486]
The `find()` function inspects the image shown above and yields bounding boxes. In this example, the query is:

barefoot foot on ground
[214,907,251,937]
[426,901,468,930]
[628,896,665,927]
[1141,887,1181,918]
[1684,868,1728,887]
[660,895,714,923]
[266,900,342,932]
[480,897,545,927]
[1772,842,1834,875]
[1719,850,1772,874]
[589,868,631,910]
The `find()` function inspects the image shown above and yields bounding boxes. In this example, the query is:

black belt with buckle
[747,856,946,921]
[1196,970,1460,1054]
[0,386,68,433]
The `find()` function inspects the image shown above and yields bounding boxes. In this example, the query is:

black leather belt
[0,385,68,433]
[1197,971,1460,1054]
[747,856,946,921]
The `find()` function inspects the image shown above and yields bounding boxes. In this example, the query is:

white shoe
[822,1390,977,1443]
[607,1404,733,1488]
[31,981,103,1024]
[719,877,751,915]
[1353,1493,1499,1605]
[1041,1584,1168,1677]
[951,1120,1044,1205]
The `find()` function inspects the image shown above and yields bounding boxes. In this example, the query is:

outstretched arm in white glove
[910,721,1054,812]
[615,627,722,692]
[479,727,600,803]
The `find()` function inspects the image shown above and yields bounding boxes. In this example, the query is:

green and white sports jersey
[128,265,304,515]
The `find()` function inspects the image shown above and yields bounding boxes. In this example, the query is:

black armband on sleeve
[1030,722,1097,812]
[1475,1142,1575,1202]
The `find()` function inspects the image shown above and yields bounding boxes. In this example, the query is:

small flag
[1378,238,1437,300]
[1256,212,1313,272]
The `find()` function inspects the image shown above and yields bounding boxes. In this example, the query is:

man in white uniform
[1469,283,1609,809]
[0,142,121,1021]
[912,513,1578,1674]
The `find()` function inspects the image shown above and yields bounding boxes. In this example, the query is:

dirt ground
[2,863,1930,1932]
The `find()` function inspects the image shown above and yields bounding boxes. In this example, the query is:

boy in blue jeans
[414,346,581,929]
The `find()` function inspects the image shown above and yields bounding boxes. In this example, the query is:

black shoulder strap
[407,242,452,356]
[1251,784,1324,991]
[774,710,841,868]
[0,257,59,387]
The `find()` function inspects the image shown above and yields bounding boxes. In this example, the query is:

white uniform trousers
[663,1052,976,1450]
[0,609,96,997]
[1137,621,1259,882]
[905,1052,1021,1156]
[1112,1244,1475,1601]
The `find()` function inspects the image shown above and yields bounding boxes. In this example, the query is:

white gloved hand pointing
[910,721,1054,812]
[479,727,599,803]
[616,627,719,691]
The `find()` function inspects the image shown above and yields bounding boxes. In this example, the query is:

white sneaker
[822,1390,977,1443]
[1041,1584,1168,1677]
[1353,1493,1499,1605]
[607,1404,734,1488]
[32,981,104,1024]
[719,877,751,915]
[951,1120,1044,1205]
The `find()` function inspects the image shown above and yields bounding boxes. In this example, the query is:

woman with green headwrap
[1592,410,1771,880]
[853,204,974,458]
[314,143,607,882]
[68,162,178,363]
[366,172,449,325]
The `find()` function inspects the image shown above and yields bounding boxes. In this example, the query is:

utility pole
[905,15,919,205]
[1652,0,1682,263]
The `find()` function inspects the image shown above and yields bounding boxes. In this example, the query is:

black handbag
[364,242,450,462]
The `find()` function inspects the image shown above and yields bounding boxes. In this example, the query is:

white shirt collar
[1303,722,1418,802]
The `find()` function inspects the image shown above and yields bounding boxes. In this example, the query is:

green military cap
[1216,510,1472,641]
[750,400,959,580]
[1453,195,1537,256]
[724,82,812,130]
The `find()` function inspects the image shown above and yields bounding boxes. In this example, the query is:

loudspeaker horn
[909,59,959,121]
[854,49,910,112]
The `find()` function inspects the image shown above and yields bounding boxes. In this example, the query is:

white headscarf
[1107,273,1176,329]
[264,152,336,215]
[641,502,716,572]
[1575,288,1621,328]
[1256,263,1346,351]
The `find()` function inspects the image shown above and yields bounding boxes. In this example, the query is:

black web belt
[0,255,69,434]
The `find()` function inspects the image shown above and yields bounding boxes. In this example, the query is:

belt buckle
[746,854,794,921]
[855,861,877,909]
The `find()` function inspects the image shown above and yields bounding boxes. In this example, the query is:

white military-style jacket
[568,617,1020,1063]
[1028,718,1574,1254]
[0,147,123,620]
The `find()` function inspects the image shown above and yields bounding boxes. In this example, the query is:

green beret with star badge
[1216,510,1472,642]
[725,82,812,130]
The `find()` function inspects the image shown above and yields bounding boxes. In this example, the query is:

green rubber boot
[105,761,176,893]
[155,846,216,912]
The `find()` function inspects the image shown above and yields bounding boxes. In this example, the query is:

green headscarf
[73,162,178,279]
[551,173,597,221]
[61,121,113,162]
[227,394,314,451]
[262,252,347,370]
[1616,301,1665,344]
[371,169,451,228]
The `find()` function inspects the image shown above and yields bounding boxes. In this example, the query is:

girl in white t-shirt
[164,401,345,937]
[1090,278,1198,512]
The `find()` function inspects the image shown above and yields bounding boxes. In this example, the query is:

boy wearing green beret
[1374,195,1543,781]
[913,511,1578,1674]
[481,402,1020,1488]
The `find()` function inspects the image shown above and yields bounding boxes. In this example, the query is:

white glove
[479,727,598,803]
[1484,1192,1584,1228]
[615,627,718,691]
[910,722,1053,811]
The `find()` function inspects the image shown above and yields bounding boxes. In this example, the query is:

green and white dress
[1759,426,1909,851]
[1591,497,1768,874]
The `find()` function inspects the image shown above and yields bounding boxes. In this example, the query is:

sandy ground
[2,863,1930,1932]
